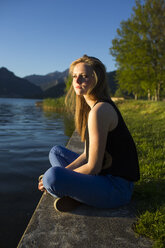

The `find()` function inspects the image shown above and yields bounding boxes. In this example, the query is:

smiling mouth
[75,86,82,89]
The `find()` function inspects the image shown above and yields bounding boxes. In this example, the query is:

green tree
[110,0,165,100]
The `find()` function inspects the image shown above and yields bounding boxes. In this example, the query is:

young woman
[38,55,140,212]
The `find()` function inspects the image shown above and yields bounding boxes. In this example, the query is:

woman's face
[72,63,96,96]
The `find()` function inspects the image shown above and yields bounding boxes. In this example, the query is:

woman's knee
[43,166,64,194]
[49,145,64,157]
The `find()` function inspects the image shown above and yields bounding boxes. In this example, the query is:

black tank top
[85,99,140,182]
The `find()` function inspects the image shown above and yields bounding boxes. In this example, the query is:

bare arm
[65,143,87,170]
[74,103,118,175]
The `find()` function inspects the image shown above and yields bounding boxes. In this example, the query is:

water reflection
[0,98,74,248]
[0,104,14,124]
[43,109,75,137]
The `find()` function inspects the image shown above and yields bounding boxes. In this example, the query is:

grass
[42,96,66,111]
[117,100,165,248]
[42,96,75,137]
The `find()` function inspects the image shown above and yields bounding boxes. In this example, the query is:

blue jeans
[43,145,134,208]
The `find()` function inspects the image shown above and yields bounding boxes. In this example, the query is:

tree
[110,0,165,100]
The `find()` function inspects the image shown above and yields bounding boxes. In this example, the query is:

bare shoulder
[89,102,118,131]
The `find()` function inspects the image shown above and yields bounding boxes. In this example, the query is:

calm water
[0,98,73,248]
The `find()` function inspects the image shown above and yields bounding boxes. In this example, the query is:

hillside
[0,67,118,99]
[0,67,43,98]
[25,69,118,97]
[43,83,66,98]
[24,69,69,91]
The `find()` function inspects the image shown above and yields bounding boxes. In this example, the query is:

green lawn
[117,100,165,248]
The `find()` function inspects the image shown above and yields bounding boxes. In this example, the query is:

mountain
[25,69,118,96]
[0,67,43,98]
[24,69,69,91]
[43,83,66,98]
[0,67,118,99]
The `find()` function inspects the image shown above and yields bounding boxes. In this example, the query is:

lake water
[0,98,73,248]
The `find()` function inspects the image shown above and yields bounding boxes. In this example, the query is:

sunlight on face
[72,63,96,96]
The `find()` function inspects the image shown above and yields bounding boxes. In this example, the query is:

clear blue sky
[0,0,136,77]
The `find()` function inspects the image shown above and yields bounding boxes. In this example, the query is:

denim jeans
[43,145,134,208]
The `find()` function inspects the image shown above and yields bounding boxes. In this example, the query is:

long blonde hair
[65,55,110,141]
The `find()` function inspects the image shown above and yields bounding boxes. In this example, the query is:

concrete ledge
[18,131,152,248]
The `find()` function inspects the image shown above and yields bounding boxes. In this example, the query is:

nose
[76,75,82,84]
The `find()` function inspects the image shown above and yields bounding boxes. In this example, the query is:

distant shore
[35,97,125,112]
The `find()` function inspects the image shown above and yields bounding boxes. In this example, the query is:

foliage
[117,100,165,248]
[110,0,165,100]
[64,75,72,93]
[43,96,66,111]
